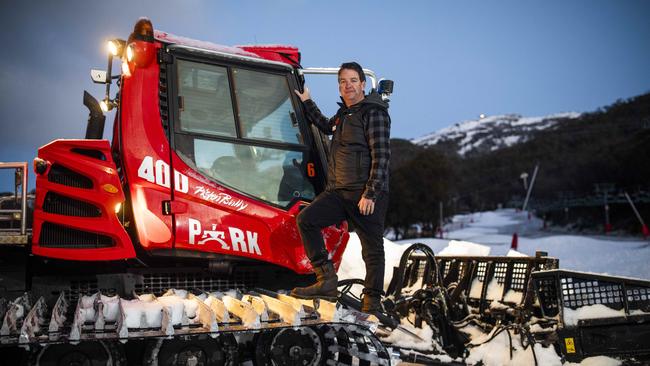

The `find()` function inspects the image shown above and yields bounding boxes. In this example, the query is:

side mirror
[378,79,394,102]
[378,79,394,95]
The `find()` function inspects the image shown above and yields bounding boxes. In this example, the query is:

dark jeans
[296,189,388,295]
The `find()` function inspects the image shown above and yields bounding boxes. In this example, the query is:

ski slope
[429,209,649,280]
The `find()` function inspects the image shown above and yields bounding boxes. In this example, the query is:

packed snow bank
[563,304,625,326]
[381,319,437,351]
[565,356,623,366]
[438,240,490,256]
[507,249,528,257]
[338,234,406,291]
[338,234,490,291]
[339,234,496,292]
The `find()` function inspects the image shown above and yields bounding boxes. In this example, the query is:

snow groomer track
[0,288,391,365]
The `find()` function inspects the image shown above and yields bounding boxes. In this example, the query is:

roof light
[124,19,156,69]
[134,18,154,39]
[128,18,154,43]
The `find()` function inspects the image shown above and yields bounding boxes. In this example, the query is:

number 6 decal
[306,162,316,177]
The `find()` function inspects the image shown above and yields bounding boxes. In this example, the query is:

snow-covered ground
[424,209,650,280]
[340,208,649,287]
[338,208,649,365]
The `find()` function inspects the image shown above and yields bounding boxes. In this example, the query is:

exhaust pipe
[83,90,106,139]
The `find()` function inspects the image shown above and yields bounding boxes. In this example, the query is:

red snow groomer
[0,18,396,365]
[33,22,347,274]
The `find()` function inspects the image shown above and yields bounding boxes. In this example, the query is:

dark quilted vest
[327,98,386,192]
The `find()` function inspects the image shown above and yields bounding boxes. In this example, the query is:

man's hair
[338,62,366,82]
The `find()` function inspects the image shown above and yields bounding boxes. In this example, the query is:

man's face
[338,68,366,106]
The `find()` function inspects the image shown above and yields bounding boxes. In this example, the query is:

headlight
[121,60,131,77]
[100,99,117,112]
[100,99,109,112]
[33,157,49,175]
[107,39,126,57]
[107,41,119,56]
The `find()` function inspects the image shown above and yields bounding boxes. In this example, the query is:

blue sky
[1,0,649,190]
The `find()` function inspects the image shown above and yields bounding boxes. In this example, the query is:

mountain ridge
[412,112,581,156]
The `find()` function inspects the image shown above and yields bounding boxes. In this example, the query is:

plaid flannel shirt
[303,98,391,201]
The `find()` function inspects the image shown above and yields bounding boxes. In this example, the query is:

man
[291,62,391,314]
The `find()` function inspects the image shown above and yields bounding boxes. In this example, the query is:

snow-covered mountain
[412,112,581,156]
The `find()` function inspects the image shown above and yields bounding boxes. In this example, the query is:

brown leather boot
[361,293,382,313]
[290,262,338,301]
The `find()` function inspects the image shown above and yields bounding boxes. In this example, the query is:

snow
[469,278,483,298]
[120,299,163,328]
[503,290,523,304]
[412,113,579,145]
[234,44,298,50]
[341,209,650,300]
[76,293,121,323]
[164,289,200,319]
[380,320,437,351]
[443,209,649,279]
[438,240,490,256]
[337,235,412,291]
[501,135,522,146]
[485,279,504,300]
[156,295,186,325]
[563,304,625,326]
[566,356,622,366]
[465,329,563,366]
[101,295,120,322]
[154,30,259,58]
[411,112,581,156]
[507,249,528,257]
[183,299,199,318]
[80,294,97,322]
[337,208,649,365]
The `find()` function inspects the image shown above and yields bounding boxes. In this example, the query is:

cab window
[177,61,236,137]
[173,59,317,207]
[233,68,301,144]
